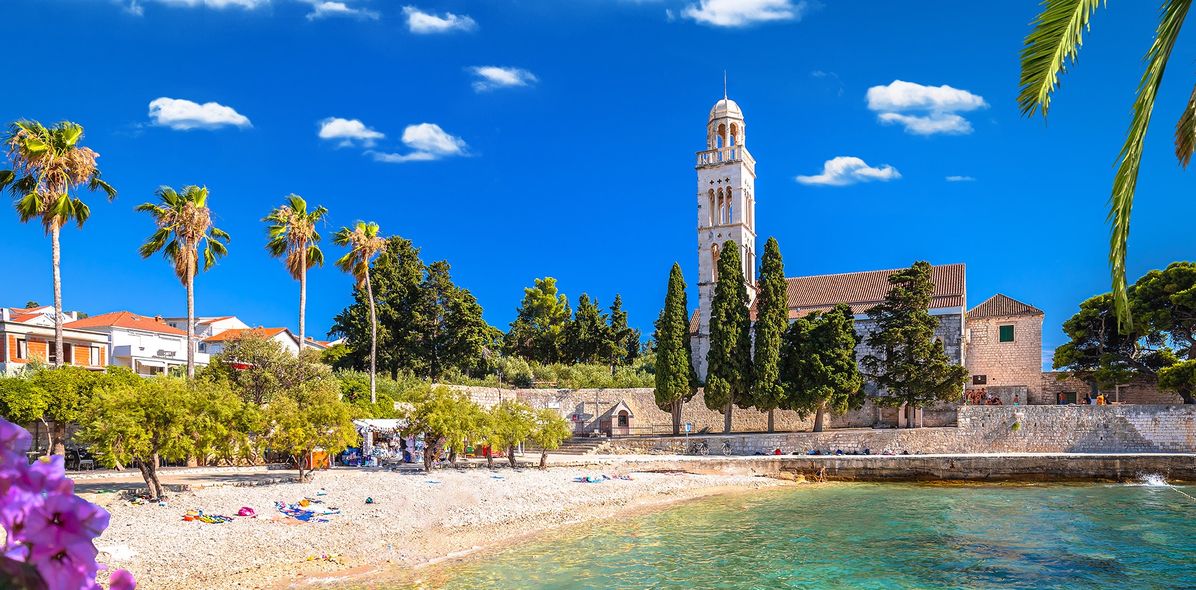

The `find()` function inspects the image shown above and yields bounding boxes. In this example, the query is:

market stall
[350,419,413,466]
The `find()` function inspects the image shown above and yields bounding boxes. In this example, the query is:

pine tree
[705,240,752,433]
[606,294,635,370]
[781,304,863,432]
[505,277,571,363]
[859,261,968,427]
[652,263,697,435]
[563,294,608,364]
[751,237,787,432]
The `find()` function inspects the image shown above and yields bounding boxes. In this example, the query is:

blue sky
[2,1,1195,367]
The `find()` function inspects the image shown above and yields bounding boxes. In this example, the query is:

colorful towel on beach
[274,501,340,523]
[183,511,233,524]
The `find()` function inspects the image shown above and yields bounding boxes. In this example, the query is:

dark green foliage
[563,294,609,364]
[1159,360,1196,404]
[705,241,752,432]
[860,261,968,412]
[505,277,572,363]
[653,263,697,435]
[751,237,787,429]
[607,294,640,367]
[330,236,495,380]
[1131,262,1196,359]
[780,304,863,432]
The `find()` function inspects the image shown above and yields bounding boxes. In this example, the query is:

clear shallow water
[407,482,1196,589]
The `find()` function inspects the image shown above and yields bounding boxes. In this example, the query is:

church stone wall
[965,313,1043,402]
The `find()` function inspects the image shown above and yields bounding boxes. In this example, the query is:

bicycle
[721,441,732,456]
[688,441,709,455]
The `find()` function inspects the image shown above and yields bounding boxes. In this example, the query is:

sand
[86,464,783,589]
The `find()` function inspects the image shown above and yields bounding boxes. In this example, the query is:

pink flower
[23,495,110,555]
[32,545,100,590]
[22,455,74,496]
[110,568,137,590]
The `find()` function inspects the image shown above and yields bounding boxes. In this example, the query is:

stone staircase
[549,437,611,456]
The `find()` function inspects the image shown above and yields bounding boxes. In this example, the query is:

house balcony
[696,146,755,171]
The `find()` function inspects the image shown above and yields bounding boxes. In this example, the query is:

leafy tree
[1018,1,1195,328]
[490,355,534,388]
[401,386,485,470]
[333,221,386,402]
[1132,262,1196,360]
[653,263,697,435]
[506,277,571,363]
[78,377,206,498]
[780,304,863,432]
[752,237,788,432]
[563,294,609,364]
[1159,360,1196,404]
[606,294,640,369]
[202,333,327,405]
[705,241,752,433]
[264,377,355,482]
[1054,291,1181,401]
[1,120,117,367]
[529,408,571,469]
[859,262,967,426]
[489,399,535,468]
[264,194,328,352]
[22,300,38,309]
[136,185,230,378]
[320,342,352,369]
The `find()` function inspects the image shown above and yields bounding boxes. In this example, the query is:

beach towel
[274,501,340,523]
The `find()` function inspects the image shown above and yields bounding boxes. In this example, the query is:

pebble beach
[84,465,783,589]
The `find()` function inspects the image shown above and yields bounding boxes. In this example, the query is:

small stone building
[964,294,1045,404]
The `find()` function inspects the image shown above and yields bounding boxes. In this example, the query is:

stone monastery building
[686,94,1047,407]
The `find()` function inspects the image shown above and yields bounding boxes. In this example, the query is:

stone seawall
[607,405,1196,455]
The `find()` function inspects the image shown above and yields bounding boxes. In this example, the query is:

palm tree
[333,221,385,403]
[1019,0,1191,330]
[0,120,116,366]
[264,194,328,352]
[136,185,230,378]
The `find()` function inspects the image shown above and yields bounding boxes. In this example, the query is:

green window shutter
[999,325,1015,342]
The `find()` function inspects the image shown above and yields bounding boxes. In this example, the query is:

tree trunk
[507,446,517,468]
[149,453,164,498]
[486,449,494,469]
[50,421,67,457]
[448,448,458,467]
[768,408,775,433]
[423,435,435,472]
[136,459,154,498]
[51,224,64,368]
[296,453,306,483]
[723,402,732,434]
[365,267,377,404]
[298,253,307,353]
[813,402,826,433]
[539,449,548,470]
[186,265,195,379]
[671,400,682,436]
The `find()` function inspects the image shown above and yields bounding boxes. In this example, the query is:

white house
[201,327,302,357]
[65,311,206,376]
[163,315,250,341]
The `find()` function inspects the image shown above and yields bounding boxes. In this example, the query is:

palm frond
[89,172,117,201]
[1109,0,1192,331]
[0,170,13,192]
[1018,0,1105,117]
[69,197,91,227]
[1175,82,1196,166]
[210,227,231,242]
[15,193,41,223]
[307,244,324,268]
[139,228,171,258]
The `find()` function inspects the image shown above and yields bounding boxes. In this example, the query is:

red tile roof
[65,311,187,335]
[203,327,290,343]
[967,293,1043,319]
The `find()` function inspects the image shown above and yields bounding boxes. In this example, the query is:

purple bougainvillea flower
[0,420,31,456]
[22,456,73,496]
[109,568,137,590]
[23,495,110,554]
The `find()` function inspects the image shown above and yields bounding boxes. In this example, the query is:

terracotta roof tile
[65,311,187,335]
[783,263,965,317]
[967,293,1043,319]
[203,327,289,343]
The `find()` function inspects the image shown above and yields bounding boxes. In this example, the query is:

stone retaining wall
[607,405,1196,455]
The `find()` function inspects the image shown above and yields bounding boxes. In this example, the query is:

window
[999,324,1015,342]
[972,375,987,385]
[14,338,28,360]
[89,346,101,366]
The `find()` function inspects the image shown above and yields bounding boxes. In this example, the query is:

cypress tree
[782,304,863,432]
[705,240,752,433]
[752,237,788,432]
[652,263,697,435]
[860,261,968,427]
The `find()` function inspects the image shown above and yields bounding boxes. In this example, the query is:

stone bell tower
[692,91,757,380]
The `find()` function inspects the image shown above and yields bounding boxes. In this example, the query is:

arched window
[727,190,734,223]
[711,244,720,282]
[708,189,715,226]
[716,188,724,224]
[729,123,738,147]
[717,123,726,149]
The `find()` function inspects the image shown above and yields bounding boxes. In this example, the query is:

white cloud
[469,66,538,92]
[148,98,251,130]
[682,0,807,27]
[306,1,378,20]
[367,123,467,163]
[865,80,987,136]
[796,156,900,187]
[318,117,384,147]
[402,6,477,33]
[146,0,268,8]
[945,175,976,182]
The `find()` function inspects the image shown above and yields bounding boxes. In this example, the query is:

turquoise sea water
[406,481,1196,589]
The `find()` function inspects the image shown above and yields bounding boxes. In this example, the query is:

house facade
[201,327,302,357]
[65,311,205,376]
[0,306,109,375]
